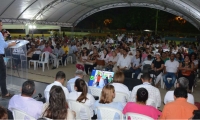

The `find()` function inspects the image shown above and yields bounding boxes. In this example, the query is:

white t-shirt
[164,91,194,104]
[111,83,130,103]
[67,91,95,119]
[117,55,131,68]
[165,60,179,73]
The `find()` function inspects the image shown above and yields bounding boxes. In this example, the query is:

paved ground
[1,63,200,111]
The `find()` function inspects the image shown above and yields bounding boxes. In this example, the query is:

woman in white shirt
[67,79,95,119]
[111,71,130,103]
[105,51,118,71]
[95,85,124,119]
[99,48,109,62]
[76,47,88,71]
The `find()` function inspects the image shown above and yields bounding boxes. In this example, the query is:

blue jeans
[163,72,177,89]
[129,67,141,79]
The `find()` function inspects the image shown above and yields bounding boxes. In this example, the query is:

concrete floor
[1,63,200,111]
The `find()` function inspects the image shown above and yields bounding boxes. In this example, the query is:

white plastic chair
[88,86,102,98]
[146,98,157,108]
[37,52,50,72]
[113,91,128,103]
[96,106,123,120]
[29,51,41,70]
[67,56,73,64]
[67,100,91,120]
[12,108,36,120]
[125,112,154,120]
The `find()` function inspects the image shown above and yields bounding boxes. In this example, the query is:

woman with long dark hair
[42,85,75,119]
[129,50,142,79]
[178,55,195,93]
[67,79,95,119]
[175,52,184,63]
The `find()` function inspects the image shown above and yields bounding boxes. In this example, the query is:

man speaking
[0,20,16,98]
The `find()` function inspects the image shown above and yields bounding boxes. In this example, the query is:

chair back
[40,52,49,63]
[113,91,128,103]
[12,108,36,120]
[96,106,123,120]
[67,100,91,120]
[125,112,154,120]
[33,51,41,54]
[146,98,157,108]
[88,86,102,98]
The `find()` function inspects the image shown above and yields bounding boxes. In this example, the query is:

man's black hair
[174,87,188,99]
[141,73,151,81]
[22,80,35,96]
[56,71,66,81]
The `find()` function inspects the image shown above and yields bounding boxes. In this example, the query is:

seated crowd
[0,70,199,120]
[1,34,199,119]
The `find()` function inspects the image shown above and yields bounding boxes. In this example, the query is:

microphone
[34,93,42,99]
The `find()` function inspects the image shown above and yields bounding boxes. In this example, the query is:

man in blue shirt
[0,20,16,98]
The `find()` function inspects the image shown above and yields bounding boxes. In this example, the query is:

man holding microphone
[0,20,16,98]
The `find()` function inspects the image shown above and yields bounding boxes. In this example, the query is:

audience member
[123,88,161,119]
[61,42,69,64]
[151,52,164,86]
[43,42,58,69]
[42,85,75,119]
[84,48,99,75]
[8,80,43,119]
[105,51,118,71]
[53,43,65,65]
[67,79,95,119]
[178,55,195,93]
[68,43,78,64]
[111,71,130,103]
[44,71,69,102]
[129,50,142,79]
[95,85,124,119]
[163,53,179,90]
[66,70,84,92]
[76,47,88,71]
[0,106,8,119]
[115,48,131,72]
[164,77,194,104]
[160,87,197,119]
[130,73,161,108]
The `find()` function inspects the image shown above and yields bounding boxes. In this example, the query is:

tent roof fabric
[0,0,199,28]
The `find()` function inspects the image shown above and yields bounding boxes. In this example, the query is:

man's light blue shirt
[0,33,8,54]
[66,76,80,92]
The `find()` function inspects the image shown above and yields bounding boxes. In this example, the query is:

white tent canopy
[0,0,199,29]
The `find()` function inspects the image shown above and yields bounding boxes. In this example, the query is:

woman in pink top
[123,88,161,119]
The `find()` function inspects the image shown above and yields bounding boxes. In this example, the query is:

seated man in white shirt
[164,77,194,104]
[44,71,69,102]
[8,81,43,119]
[130,73,161,108]
[163,53,179,90]
[113,48,131,72]
[66,70,84,92]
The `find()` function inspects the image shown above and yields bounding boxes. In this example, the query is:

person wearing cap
[66,70,85,92]
[151,52,164,86]
[0,20,16,98]
[163,53,179,90]
[164,77,194,104]
[130,73,161,108]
